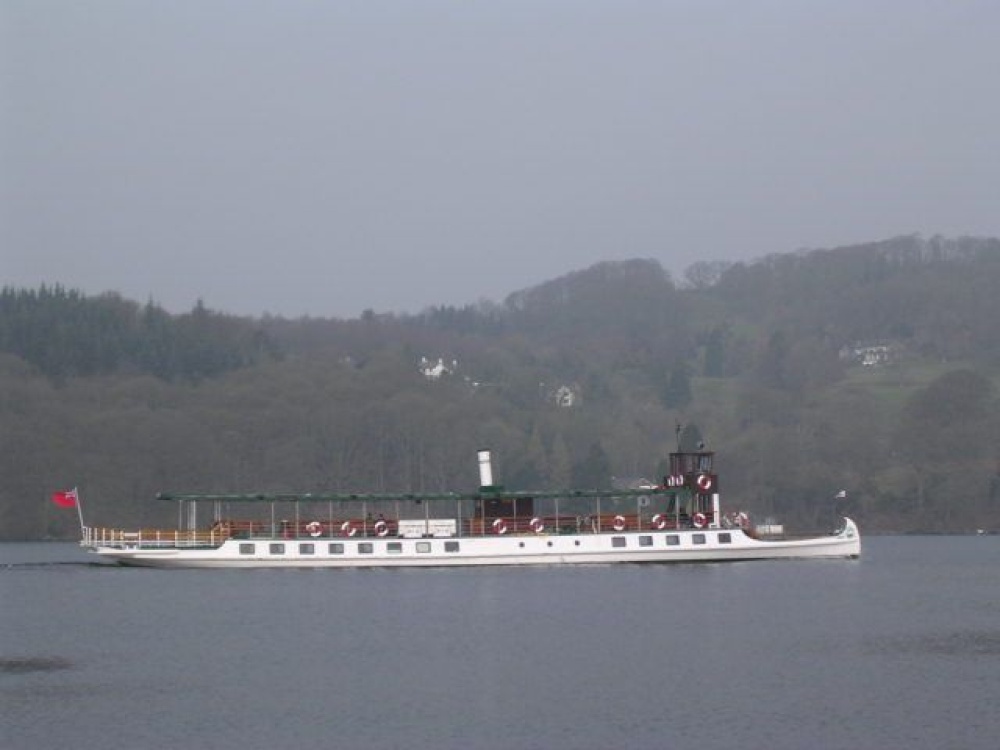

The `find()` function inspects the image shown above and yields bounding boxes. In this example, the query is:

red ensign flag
[52,488,78,508]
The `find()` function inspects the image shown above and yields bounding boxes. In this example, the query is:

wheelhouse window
[269,543,285,554]
[239,543,255,555]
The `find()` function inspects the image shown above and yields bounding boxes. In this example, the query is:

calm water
[2,537,999,750]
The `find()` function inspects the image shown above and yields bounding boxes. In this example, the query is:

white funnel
[478,450,494,487]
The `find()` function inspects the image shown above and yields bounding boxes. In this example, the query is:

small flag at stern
[52,488,79,508]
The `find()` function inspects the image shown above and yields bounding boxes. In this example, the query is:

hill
[2,235,999,539]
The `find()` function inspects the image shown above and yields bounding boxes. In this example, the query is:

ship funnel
[478,450,494,488]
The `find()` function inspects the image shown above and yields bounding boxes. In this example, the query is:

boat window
[444,541,460,552]
[269,543,285,554]
[718,533,732,544]
[612,537,627,548]
[358,543,374,554]
[239,543,255,555]
[328,543,344,555]
[639,535,653,547]
[666,535,680,546]
[387,542,402,554]
[692,534,706,545]
[416,542,431,554]
[299,543,315,555]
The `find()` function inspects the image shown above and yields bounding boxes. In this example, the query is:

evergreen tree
[662,362,693,409]
[572,442,612,489]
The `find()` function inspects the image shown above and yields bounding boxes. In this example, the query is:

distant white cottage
[554,384,579,408]
[839,342,899,367]
[419,357,457,380]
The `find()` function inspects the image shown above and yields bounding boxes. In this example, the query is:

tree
[662,362,692,409]
[703,327,726,377]
[572,442,612,489]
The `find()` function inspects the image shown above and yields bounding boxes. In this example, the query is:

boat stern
[837,517,861,558]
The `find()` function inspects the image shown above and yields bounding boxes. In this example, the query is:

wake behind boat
[80,448,860,567]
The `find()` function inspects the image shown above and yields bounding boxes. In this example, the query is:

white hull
[89,518,860,569]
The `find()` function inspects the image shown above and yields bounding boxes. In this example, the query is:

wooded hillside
[3,235,999,539]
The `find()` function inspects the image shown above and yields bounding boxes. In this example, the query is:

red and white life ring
[529,517,545,533]
[613,515,627,532]
[692,512,708,529]
[492,518,508,535]
[340,520,357,537]
[374,520,389,537]
[305,521,323,537]
[651,513,667,530]
[696,474,714,492]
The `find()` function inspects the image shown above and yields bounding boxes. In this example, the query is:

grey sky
[3,1,998,319]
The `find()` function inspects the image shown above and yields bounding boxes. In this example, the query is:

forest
[3,234,999,540]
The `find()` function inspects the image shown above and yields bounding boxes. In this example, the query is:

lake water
[2,537,999,750]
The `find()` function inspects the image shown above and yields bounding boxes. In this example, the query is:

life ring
[305,521,322,537]
[651,513,667,530]
[374,520,389,537]
[529,517,545,533]
[340,520,357,537]
[696,474,713,492]
[613,515,626,532]
[492,518,508,535]
[692,512,707,529]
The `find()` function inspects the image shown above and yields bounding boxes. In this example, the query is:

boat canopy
[155,487,687,504]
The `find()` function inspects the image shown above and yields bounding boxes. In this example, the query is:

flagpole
[73,487,86,538]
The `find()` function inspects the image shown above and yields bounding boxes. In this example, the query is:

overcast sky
[3,1,998,319]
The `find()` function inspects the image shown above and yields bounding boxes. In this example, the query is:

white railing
[81,526,226,550]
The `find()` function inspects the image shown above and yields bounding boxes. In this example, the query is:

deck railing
[81,512,712,550]
[81,527,228,549]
